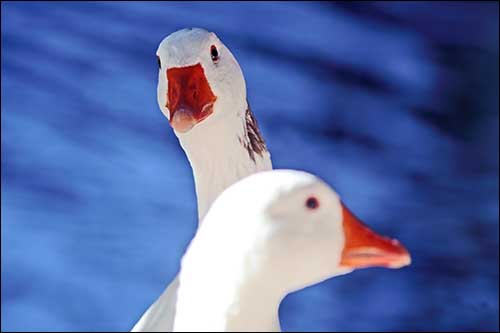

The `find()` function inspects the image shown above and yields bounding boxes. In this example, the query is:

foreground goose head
[174,170,411,332]
[156,28,272,220]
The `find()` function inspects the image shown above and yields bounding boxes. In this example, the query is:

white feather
[132,28,272,332]
[173,170,350,332]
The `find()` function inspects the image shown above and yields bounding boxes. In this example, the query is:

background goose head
[156,28,247,135]
[155,27,271,222]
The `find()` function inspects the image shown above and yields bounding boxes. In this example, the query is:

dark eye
[157,55,161,69]
[210,45,219,63]
[305,196,319,210]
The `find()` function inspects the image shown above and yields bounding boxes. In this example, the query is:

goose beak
[166,63,217,133]
[340,203,411,269]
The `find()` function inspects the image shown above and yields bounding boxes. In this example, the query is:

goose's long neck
[223,279,282,332]
[175,273,282,332]
[174,233,282,332]
[179,104,272,221]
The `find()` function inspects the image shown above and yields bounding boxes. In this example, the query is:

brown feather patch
[241,103,268,162]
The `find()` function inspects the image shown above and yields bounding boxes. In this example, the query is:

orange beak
[340,203,411,269]
[166,63,217,133]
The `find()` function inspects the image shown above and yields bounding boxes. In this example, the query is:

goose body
[174,170,411,332]
[132,28,272,331]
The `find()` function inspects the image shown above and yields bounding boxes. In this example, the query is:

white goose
[174,170,411,332]
[156,27,272,222]
[132,28,272,331]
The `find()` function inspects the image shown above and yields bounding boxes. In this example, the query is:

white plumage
[132,28,272,332]
[173,170,411,332]
[133,28,410,333]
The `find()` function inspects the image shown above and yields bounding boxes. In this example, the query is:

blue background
[1,1,499,331]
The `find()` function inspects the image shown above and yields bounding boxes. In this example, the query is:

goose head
[192,170,411,295]
[256,170,411,292]
[175,170,411,331]
[156,28,246,134]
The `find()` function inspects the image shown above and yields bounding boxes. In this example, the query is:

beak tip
[389,250,412,269]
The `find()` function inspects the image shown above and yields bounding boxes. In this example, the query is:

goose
[132,28,272,331]
[155,27,272,222]
[174,170,411,332]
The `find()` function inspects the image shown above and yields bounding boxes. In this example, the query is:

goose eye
[305,196,319,210]
[210,45,219,63]
[157,55,161,69]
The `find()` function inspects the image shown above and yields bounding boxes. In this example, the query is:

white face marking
[156,28,247,131]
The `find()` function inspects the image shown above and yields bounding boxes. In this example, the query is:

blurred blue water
[1,1,498,331]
